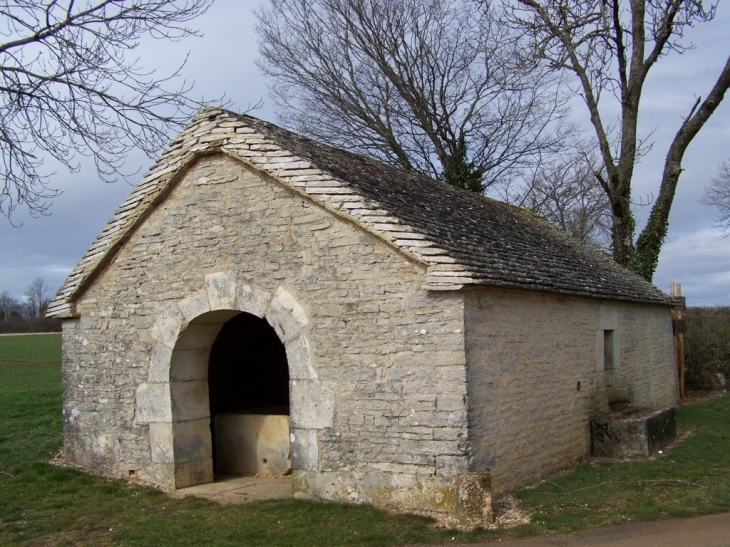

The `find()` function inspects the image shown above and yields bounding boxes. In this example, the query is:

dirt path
[422,512,730,547]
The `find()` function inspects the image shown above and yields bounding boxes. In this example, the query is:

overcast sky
[1,0,729,307]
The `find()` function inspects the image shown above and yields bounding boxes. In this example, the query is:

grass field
[0,334,729,546]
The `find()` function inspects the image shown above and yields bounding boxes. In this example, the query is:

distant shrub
[0,317,61,334]
[684,306,730,391]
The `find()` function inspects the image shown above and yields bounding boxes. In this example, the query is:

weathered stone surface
[151,304,184,350]
[293,469,491,527]
[173,324,220,351]
[456,473,493,527]
[149,422,175,464]
[57,150,675,528]
[169,349,210,381]
[177,289,211,323]
[214,413,290,476]
[148,343,173,383]
[286,335,317,380]
[170,380,209,423]
[236,284,271,318]
[138,462,175,489]
[136,383,172,424]
[646,407,677,453]
[591,407,676,458]
[175,459,214,489]
[189,309,241,325]
[465,289,676,496]
[290,380,334,430]
[205,271,237,310]
[174,418,213,464]
[265,286,309,342]
[290,428,319,472]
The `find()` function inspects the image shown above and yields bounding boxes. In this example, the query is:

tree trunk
[632,55,730,282]
[610,181,636,268]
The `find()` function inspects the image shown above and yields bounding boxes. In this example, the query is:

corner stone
[286,335,317,380]
[290,380,334,430]
[150,304,184,350]
[177,289,211,323]
[236,284,272,318]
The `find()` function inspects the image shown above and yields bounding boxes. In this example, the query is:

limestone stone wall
[464,288,675,495]
[61,153,475,520]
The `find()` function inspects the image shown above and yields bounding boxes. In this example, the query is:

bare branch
[0,0,218,218]
[634,54,730,278]
[507,149,612,247]
[506,0,726,279]
[24,277,51,317]
[256,0,574,193]
[702,160,730,234]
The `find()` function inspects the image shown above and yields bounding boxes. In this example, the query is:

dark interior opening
[208,312,290,416]
[208,312,290,473]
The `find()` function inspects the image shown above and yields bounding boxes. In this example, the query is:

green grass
[0,334,62,476]
[516,394,730,533]
[0,333,729,546]
[0,334,500,546]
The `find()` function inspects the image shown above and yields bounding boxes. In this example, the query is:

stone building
[47,108,677,527]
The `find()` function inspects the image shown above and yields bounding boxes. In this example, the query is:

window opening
[603,329,615,371]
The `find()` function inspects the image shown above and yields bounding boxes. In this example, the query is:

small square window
[603,330,615,370]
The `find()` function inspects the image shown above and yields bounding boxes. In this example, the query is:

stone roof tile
[235,111,670,305]
[46,108,672,317]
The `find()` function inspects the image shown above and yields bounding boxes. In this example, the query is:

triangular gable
[47,108,459,317]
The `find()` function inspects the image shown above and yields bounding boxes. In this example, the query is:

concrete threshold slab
[171,474,292,504]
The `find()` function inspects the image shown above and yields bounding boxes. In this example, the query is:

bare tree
[507,0,730,281]
[703,160,730,234]
[510,154,612,247]
[256,0,574,193]
[0,290,22,320]
[24,277,51,318]
[0,0,215,219]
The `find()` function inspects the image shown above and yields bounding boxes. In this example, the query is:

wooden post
[670,283,686,401]
[677,284,686,400]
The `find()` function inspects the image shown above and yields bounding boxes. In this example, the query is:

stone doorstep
[171,475,293,504]
[590,406,677,459]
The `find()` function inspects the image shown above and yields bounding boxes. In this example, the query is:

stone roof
[47,107,672,317]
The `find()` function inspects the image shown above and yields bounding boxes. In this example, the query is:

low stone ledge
[591,406,676,458]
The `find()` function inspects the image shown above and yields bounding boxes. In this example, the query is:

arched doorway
[208,312,291,477]
[140,276,322,490]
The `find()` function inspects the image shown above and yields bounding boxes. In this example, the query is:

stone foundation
[293,470,492,528]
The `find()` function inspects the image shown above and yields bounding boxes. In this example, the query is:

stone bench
[213,406,291,476]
